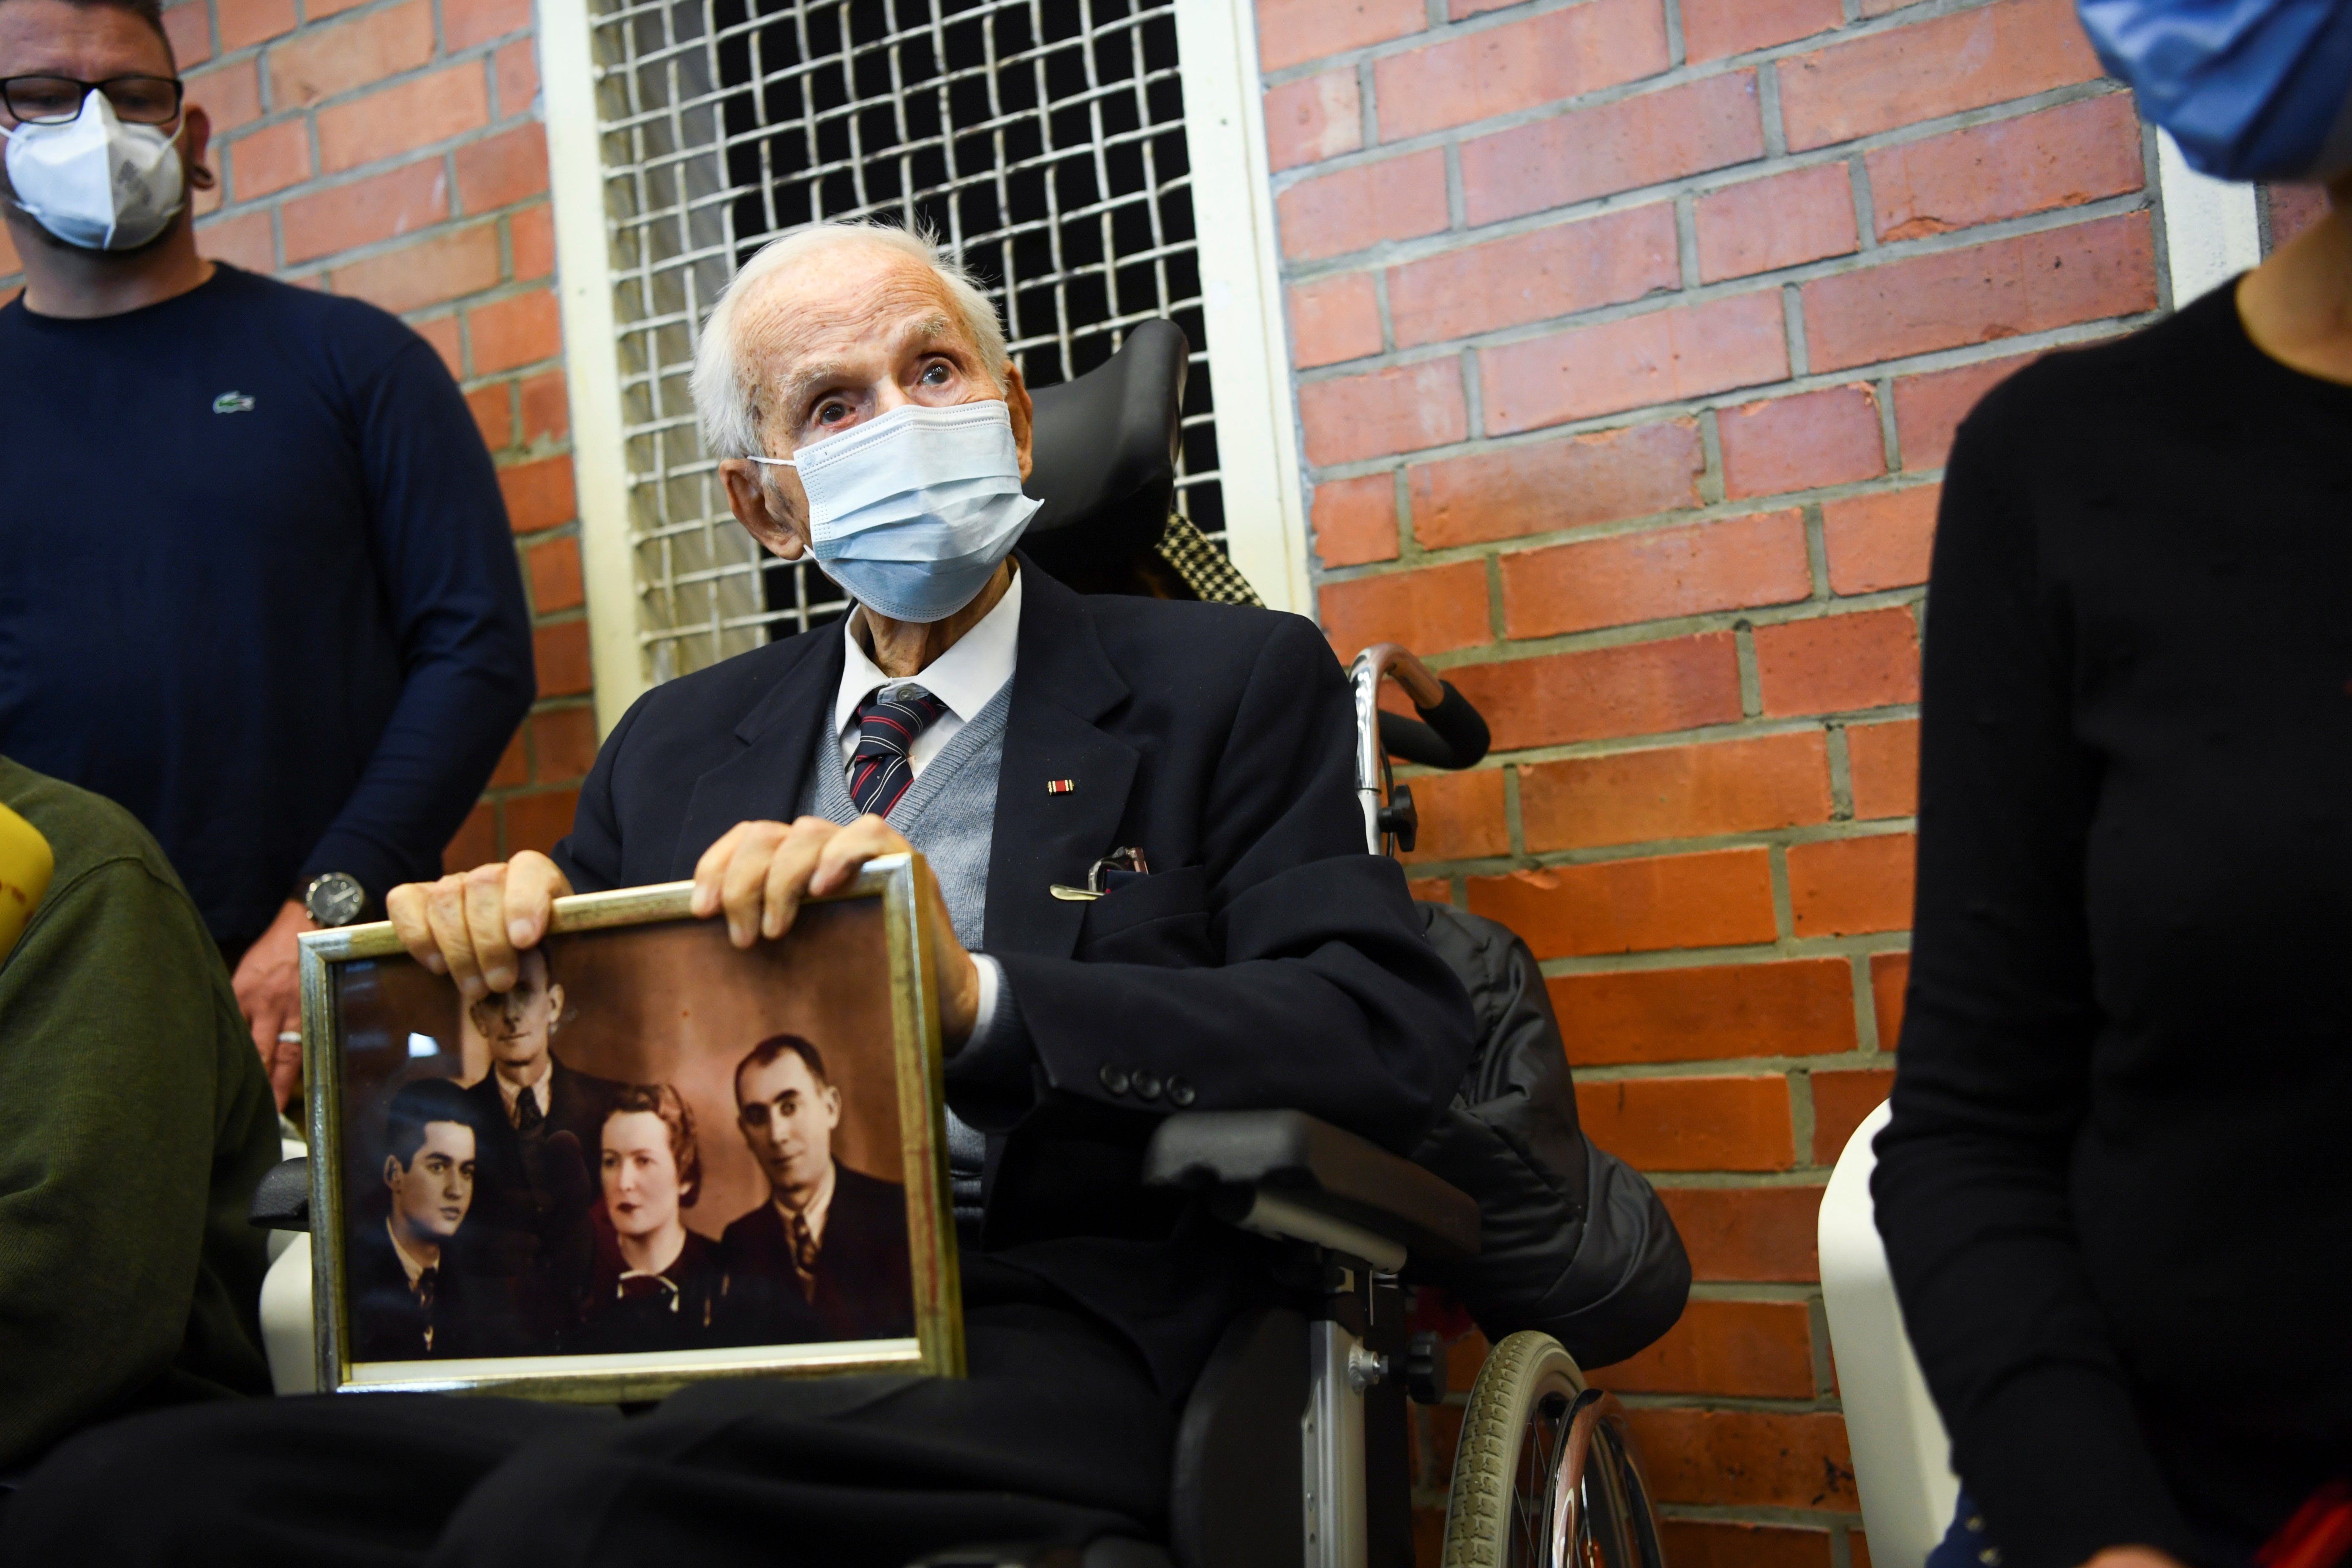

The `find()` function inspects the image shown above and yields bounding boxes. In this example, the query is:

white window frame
[537,0,1308,734]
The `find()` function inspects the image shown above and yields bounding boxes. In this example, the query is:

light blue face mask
[2078,0,2352,181]
[748,400,1042,624]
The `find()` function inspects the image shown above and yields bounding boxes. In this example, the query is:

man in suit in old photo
[721,1034,913,1341]
[349,1078,506,1362]
[460,946,618,1345]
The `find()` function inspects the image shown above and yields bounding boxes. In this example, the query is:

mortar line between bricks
[1661,0,1685,67]
[1823,717,1854,817]
[1573,1053,1901,1084]
[1394,708,1919,774]
[1735,621,1764,717]
[1788,1060,1819,1168]
[1410,814,1920,868]
[1850,952,1886,1055]
[1685,1282,1823,1304]
[1287,189,2155,370]
[1645,1168,1840,1191]
[1529,934,1912,977]
[1656,1505,1867,1531]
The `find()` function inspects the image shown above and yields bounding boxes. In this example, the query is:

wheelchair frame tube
[1304,1319,1369,1568]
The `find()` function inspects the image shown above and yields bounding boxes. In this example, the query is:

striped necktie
[848,685,948,819]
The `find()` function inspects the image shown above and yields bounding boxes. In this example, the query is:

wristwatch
[300,872,368,928]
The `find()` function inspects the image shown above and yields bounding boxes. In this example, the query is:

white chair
[260,1135,317,1395]
[1818,1100,1960,1568]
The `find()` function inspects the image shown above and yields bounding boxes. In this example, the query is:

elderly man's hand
[694,816,982,1045]
[385,851,573,1001]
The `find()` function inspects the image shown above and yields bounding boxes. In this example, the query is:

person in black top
[0,0,535,1109]
[720,1034,914,1343]
[1875,174,2352,1568]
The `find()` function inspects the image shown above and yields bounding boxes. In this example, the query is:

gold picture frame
[296,855,964,1402]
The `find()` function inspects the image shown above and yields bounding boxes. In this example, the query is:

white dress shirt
[829,566,1023,1045]
[831,565,1021,775]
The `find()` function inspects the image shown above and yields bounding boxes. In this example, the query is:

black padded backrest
[1020,318,1188,578]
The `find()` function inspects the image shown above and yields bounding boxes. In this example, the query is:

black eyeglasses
[0,74,183,127]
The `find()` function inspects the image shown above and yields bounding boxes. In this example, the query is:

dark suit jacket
[554,558,1477,1395]
[462,1059,621,1348]
[346,1213,519,1363]
[719,1166,915,1342]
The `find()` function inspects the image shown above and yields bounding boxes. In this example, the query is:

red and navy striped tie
[848,685,948,819]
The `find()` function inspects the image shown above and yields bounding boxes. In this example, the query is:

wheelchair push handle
[1350,643,1492,858]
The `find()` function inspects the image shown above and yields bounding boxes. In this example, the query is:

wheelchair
[252,319,1677,1568]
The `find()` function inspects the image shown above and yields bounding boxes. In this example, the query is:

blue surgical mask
[2078,0,2352,181]
[748,400,1041,624]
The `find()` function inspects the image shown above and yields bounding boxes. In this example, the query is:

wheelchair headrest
[1020,318,1189,577]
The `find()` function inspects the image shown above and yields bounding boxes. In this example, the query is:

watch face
[308,873,365,928]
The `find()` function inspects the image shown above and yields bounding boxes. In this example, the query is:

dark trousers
[0,1300,1173,1568]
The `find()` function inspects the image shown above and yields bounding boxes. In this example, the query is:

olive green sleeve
[0,855,275,1467]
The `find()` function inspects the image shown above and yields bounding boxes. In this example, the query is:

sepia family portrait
[313,882,946,1388]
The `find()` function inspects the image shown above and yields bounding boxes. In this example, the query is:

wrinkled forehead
[733,243,978,388]
[0,0,174,81]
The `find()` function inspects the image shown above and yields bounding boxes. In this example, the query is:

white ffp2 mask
[749,400,1042,624]
[3,89,185,251]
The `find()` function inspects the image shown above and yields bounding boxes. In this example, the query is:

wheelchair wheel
[1441,1331,1667,1568]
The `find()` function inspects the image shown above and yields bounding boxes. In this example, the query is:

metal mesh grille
[589,0,1223,681]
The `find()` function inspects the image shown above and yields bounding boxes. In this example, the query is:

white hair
[690,219,1012,461]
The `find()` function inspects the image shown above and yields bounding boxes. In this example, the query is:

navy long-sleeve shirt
[0,264,535,958]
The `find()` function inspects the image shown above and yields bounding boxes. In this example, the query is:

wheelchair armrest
[250,1155,310,1231]
[1142,1110,1479,1269]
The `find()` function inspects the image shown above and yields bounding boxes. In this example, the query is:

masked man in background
[0,0,536,1108]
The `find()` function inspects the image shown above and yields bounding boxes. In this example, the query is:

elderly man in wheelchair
[3,220,1684,1568]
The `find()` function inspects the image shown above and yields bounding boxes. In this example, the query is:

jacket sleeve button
[1130,1071,1163,1102]
[1166,1077,1195,1108]
[1098,1064,1130,1096]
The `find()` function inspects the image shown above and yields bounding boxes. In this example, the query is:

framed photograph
[294,855,963,1402]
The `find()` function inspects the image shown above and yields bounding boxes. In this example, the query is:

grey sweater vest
[791,682,1010,948]
[795,683,1011,1207]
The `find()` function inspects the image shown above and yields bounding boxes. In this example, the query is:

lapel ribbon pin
[1046,779,1076,794]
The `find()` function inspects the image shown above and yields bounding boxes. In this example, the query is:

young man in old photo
[722,1034,913,1341]
[460,946,618,1348]
[349,1079,509,1363]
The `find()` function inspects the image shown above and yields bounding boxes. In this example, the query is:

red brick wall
[1266,0,2163,1558]
[0,0,587,870]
